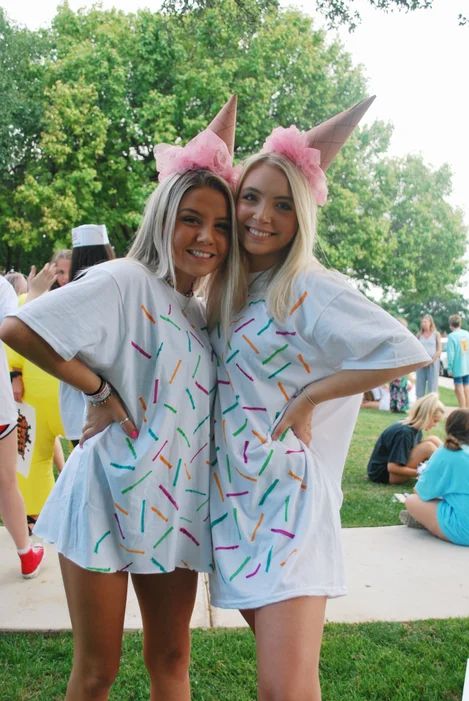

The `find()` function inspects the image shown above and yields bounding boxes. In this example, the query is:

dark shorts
[0,423,16,440]
[453,375,469,385]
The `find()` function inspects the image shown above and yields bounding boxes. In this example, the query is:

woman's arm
[387,462,418,480]
[434,332,442,360]
[0,317,138,443]
[271,363,426,441]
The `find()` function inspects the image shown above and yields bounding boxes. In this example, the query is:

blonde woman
[208,99,431,701]
[0,98,240,701]
[367,392,445,484]
[416,314,442,397]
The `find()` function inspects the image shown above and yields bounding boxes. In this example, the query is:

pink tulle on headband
[262,126,328,205]
[153,129,236,187]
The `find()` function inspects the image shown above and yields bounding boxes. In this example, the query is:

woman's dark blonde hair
[444,409,469,451]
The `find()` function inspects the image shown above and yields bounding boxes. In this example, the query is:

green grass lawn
[1,620,468,700]
[2,385,465,701]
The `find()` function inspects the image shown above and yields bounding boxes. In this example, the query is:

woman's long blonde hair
[235,153,320,321]
[419,314,437,335]
[127,169,242,332]
[402,393,445,431]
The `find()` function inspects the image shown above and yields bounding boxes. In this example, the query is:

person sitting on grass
[400,409,469,545]
[367,393,445,484]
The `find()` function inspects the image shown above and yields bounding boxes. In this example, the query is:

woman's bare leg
[59,555,128,700]
[405,494,449,541]
[254,596,327,701]
[0,428,29,550]
[131,568,198,701]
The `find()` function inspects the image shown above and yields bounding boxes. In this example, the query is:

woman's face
[56,257,71,286]
[172,186,230,293]
[236,162,298,272]
[421,318,431,332]
[425,411,443,430]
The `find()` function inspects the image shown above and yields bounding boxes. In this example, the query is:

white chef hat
[72,224,109,248]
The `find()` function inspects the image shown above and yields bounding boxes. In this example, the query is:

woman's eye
[241,192,256,202]
[277,202,292,212]
[182,216,199,224]
[217,223,230,234]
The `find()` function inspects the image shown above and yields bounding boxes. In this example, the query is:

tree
[312,1,467,30]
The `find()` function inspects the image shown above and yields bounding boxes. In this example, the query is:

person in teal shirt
[402,409,469,546]
[447,314,469,408]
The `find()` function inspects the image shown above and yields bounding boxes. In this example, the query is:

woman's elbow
[0,318,28,350]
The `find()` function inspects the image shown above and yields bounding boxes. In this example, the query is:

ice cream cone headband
[260,96,375,205]
[153,95,237,187]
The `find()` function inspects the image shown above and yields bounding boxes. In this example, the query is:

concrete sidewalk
[1,524,468,631]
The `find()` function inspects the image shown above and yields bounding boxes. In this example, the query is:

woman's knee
[74,659,120,697]
[143,639,191,680]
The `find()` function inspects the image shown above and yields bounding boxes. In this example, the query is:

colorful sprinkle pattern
[209,269,431,608]
[33,263,214,574]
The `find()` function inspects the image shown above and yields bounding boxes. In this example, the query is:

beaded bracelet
[302,388,318,409]
[86,378,112,407]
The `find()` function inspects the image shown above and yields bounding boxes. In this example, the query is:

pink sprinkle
[190,331,205,348]
[226,491,249,497]
[234,318,255,332]
[114,512,125,540]
[159,484,179,510]
[180,527,200,546]
[271,528,295,539]
[152,439,168,462]
[218,379,231,385]
[190,442,208,464]
[168,303,172,315]
[131,341,152,359]
[243,440,249,464]
[153,379,159,404]
[215,545,240,551]
[236,363,254,381]
[246,563,261,579]
[195,381,209,395]
[286,449,304,454]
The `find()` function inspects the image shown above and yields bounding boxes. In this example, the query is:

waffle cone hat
[207,95,237,156]
[306,96,375,171]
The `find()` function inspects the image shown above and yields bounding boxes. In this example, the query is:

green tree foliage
[0,0,466,318]
[312,1,466,30]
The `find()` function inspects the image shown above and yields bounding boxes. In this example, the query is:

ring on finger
[119,416,130,426]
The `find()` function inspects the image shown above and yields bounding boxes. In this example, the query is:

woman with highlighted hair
[209,98,431,701]
[0,96,240,700]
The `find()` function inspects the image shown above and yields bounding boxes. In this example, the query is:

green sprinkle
[229,556,251,581]
[148,428,159,441]
[232,418,248,436]
[262,343,289,365]
[160,315,181,330]
[164,403,177,414]
[94,530,111,554]
[259,479,280,506]
[210,512,228,529]
[258,449,273,476]
[151,557,167,572]
[226,349,239,364]
[268,362,292,379]
[125,437,137,459]
[121,469,152,495]
[177,427,191,447]
[110,463,135,471]
[192,354,201,378]
[266,546,273,572]
[185,388,196,409]
[153,526,174,549]
[172,458,182,487]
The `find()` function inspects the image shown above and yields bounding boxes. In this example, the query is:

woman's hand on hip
[271,394,314,444]
[80,393,138,446]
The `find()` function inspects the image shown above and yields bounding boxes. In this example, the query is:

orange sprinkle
[184,462,192,480]
[160,455,173,469]
[119,543,145,555]
[141,304,156,324]
[213,472,224,502]
[288,469,302,482]
[278,381,290,402]
[280,548,298,567]
[114,502,128,515]
[169,359,182,384]
[252,429,267,445]
[289,291,308,315]
[235,467,257,483]
[222,419,227,440]
[301,482,307,491]
[151,506,168,522]
[242,335,259,354]
[251,513,264,542]
[139,396,147,411]
[297,353,311,373]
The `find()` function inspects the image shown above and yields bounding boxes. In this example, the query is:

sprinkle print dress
[17,259,214,574]
[209,266,431,609]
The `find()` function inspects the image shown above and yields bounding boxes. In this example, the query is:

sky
[1,0,467,225]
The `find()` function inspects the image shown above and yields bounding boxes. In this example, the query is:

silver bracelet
[87,380,112,407]
[302,387,317,409]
